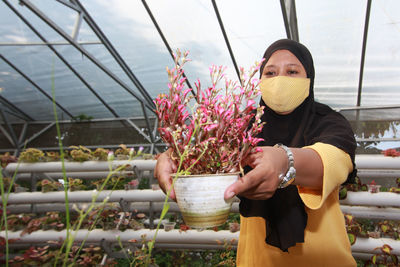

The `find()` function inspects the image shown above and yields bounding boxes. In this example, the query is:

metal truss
[0,116,163,155]
[280,0,299,42]
[211,0,241,83]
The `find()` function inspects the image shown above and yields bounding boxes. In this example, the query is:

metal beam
[73,0,156,109]
[0,108,19,148]
[0,95,33,121]
[357,0,372,107]
[17,0,155,114]
[21,122,55,148]
[141,0,195,96]
[55,0,81,12]
[1,108,29,121]
[0,124,16,148]
[71,8,83,42]
[0,54,74,118]
[335,104,400,112]
[211,0,241,83]
[279,0,299,42]
[0,41,101,46]
[3,1,120,118]
[141,102,155,143]
[125,118,152,143]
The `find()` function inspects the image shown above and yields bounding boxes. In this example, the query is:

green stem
[145,121,208,266]
[0,167,9,267]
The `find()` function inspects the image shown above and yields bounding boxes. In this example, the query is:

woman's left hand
[224,146,288,200]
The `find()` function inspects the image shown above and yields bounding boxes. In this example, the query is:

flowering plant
[154,50,265,175]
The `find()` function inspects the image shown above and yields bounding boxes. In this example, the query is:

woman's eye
[264,71,275,76]
[287,70,299,75]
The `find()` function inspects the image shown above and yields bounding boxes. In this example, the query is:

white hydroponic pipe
[4,160,156,174]
[355,154,400,169]
[6,202,400,221]
[357,169,400,179]
[14,171,137,180]
[5,154,400,174]
[339,192,400,207]
[340,206,400,220]
[1,229,239,246]
[2,230,399,255]
[6,189,166,204]
[6,189,400,207]
[351,237,400,255]
[6,202,238,214]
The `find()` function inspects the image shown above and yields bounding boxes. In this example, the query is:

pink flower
[155,50,265,174]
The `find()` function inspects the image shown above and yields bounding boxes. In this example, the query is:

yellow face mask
[260,76,310,114]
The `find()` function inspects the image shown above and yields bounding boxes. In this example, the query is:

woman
[155,39,357,266]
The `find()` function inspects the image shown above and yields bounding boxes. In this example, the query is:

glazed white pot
[173,173,239,228]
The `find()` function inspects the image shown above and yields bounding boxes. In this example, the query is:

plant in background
[125,179,140,190]
[92,147,109,161]
[68,178,87,191]
[215,239,237,267]
[115,144,132,160]
[5,213,32,232]
[19,148,45,163]
[368,244,399,266]
[0,152,17,168]
[154,49,264,175]
[69,145,93,162]
[45,151,60,161]
[38,179,63,192]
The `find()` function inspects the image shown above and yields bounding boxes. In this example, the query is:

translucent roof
[1,0,400,122]
[0,0,399,153]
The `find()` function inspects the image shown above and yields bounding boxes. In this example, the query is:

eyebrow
[265,63,301,68]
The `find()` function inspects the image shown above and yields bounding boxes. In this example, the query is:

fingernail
[226,191,235,199]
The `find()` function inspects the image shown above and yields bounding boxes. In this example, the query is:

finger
[159,172,176,201]
[241,153,258,167]
[224,167,267,200]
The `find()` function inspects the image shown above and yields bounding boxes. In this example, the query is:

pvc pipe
[11,169,399,181]
[351,237,400,255]
[340,206,400,220]
[357,169,400,179]
[6,189,167,204]
[355,154,400,169]
[6,202,240,214]
[7,202,400,221]
[340,192,400,207]
[2,230,399,255]
[7,189,400,208]
[14,171,136,180]
[4,160,156,174]
[1,229,240,245]
[352,252,376,260]
[5,154,400,174]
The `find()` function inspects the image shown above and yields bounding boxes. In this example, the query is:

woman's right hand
[154,149,177,201]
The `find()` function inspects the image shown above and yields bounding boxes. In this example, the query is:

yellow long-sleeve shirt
[237,142,356,267]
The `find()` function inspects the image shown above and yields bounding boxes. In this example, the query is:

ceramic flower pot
[173,173,238,229]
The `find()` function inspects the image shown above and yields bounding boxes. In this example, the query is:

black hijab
[239,39,357,252]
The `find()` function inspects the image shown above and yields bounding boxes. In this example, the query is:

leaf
[390,254,399,265]
[381,244,392,255]
[347,233,356,245]
[160,202,170,219]
[371,254,377,264]
[147,241,154,251]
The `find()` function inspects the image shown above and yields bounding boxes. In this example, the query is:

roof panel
[362,0,400,106]
[297,0,367,108]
